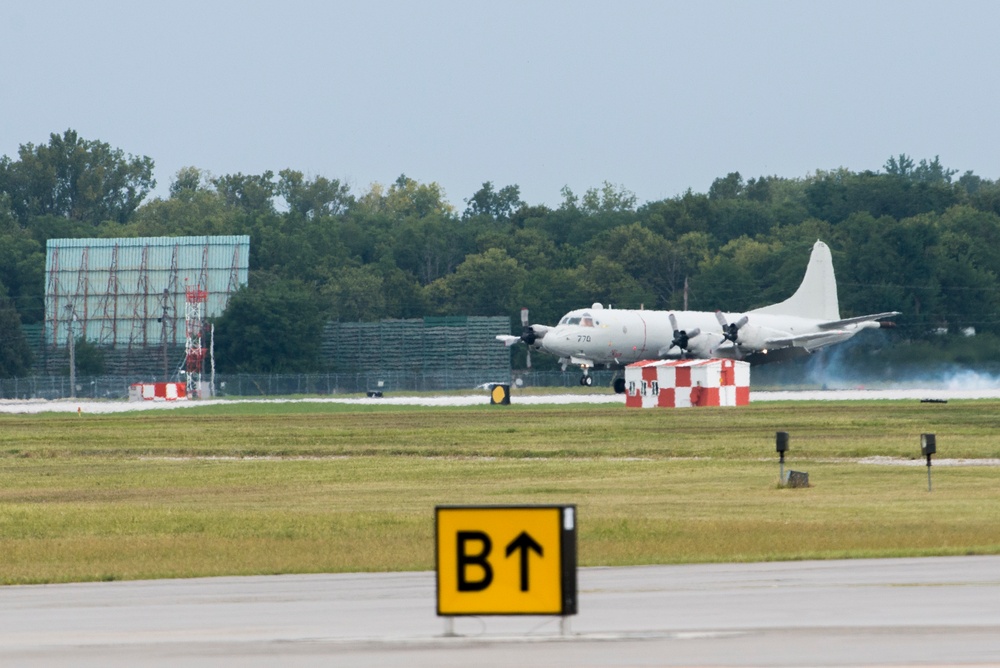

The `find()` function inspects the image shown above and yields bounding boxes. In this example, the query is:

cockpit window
[581,316,594,327]
[559,317,569,325]
[567,317,581,325]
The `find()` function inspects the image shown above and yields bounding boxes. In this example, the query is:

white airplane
[498,240,899,392]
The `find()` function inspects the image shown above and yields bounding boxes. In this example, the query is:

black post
[776,431,789,485]
[921,433,936,492]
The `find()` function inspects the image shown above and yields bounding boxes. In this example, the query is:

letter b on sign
[456,531,493,591]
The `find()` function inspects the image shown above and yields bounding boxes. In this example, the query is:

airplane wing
[817,312,900,330]
[765,331,852,348]
[495,324,551,346]
[765,312,900,349]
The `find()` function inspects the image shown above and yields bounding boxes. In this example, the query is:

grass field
[2,399,1000,584]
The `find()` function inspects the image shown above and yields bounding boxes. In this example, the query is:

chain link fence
[0,370,628,401]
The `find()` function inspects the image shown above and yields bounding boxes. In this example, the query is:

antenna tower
[185,284,208,398]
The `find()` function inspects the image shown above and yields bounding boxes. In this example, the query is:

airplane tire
[613,378,626,394]
[581,375,593,387]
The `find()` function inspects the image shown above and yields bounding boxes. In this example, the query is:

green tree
[968,178,1000,217]
[132,168,233,237]
[463,182,525,221]
[323,265,386,322]
[517,267,589,326]
[912,156,957,184]
[687,237,783,311]
[638,189,712,240]
[806,158,960,224]
[579,255,654,309]
[934,205,1000,277]
[0,291,31,377]
[0,205,45,323]
[743,176,772,202]
[169,166,209,200]
[586,223,672,305]
[541,183,639,248]
[708,172,744,200]
[0,129,155,225]
[426,248,527,315]
[356,175,454,219]
[581,182,638,214]
[212,172,276,214]
[476,227,559,272]
[391,213,472,285]
[72,337,106,376]
[277,169,354,219]
[349,177,466,275]
[213,275,324,372]
[378,266,428,319]
[833,213,936,329]
[883,154,916,178]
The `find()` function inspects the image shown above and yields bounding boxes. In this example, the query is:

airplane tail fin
[750,240,840,320]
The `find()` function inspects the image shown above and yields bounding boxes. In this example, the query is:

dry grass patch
[2,400,1000,583]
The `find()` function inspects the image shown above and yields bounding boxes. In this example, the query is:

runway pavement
[2,556,1000,667]
[4,386,1000,414]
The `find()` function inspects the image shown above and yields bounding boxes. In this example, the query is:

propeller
[496,308,540,368]
[496,307,554,370]
[715,311,749,347]
[668,313,700,356]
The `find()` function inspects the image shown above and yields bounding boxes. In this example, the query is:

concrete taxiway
[4,385,1000,414]
[2,556,1000,667]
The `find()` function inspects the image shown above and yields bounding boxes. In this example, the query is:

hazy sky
[4,1,998,209]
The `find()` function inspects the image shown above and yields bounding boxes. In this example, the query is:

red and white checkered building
[624,358,750,408]
[128,382,188,402]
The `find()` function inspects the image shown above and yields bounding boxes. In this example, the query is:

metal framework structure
[184,285,208,398]
[44,236,249,379]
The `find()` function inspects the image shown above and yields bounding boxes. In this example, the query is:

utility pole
[66,306,78,399]
[160,288,170,381]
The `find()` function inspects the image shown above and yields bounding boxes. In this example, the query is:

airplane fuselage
[499,241,900,380]
[535,305,878,367]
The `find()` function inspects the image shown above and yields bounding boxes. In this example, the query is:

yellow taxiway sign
[435,505,577,616]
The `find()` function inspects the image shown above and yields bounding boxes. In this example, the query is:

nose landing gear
[579,375,593,387]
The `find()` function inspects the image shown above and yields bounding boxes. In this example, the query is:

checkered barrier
[128,382,188,402]
[624,359,750,408]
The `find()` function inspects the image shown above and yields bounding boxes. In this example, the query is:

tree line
[2,129,1000,376]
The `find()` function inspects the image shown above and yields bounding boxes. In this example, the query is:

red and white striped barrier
[624,358,750,408]
[128,382,188,402]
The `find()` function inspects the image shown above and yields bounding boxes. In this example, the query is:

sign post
[776,431,789,484]
[435,505,577,632]
[921,433,936,492]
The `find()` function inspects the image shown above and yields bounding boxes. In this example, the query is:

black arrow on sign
[505,531,543,592]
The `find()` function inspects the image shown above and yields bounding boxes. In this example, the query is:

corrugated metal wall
[45,236,249,348]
